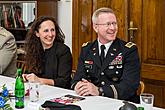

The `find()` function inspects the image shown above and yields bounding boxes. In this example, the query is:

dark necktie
[100,45,106,65]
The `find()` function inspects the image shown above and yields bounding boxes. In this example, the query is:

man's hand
[74,79,99,96]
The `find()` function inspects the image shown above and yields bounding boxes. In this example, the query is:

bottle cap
[137,107,144,110]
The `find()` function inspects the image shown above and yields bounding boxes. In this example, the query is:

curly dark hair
[25,16,65,74]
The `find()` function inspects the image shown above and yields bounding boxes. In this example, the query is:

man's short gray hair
[92,7,115,24]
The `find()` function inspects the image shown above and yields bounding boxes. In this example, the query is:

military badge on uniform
[110,53,123,65]
[84,60,93,70]
[85,60,93,64]
[125,42,136,48]
[84,60,93,73]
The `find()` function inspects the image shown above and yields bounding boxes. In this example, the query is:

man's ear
[93,24,98,33]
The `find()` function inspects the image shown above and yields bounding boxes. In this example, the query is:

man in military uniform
[71,7,140,103]
[0,27,17,77]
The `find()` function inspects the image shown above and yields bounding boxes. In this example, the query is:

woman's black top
[39,42,72,89]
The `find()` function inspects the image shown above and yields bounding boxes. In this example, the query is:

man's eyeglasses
[96,22,117,27]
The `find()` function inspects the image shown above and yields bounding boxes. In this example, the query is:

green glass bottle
[15,68,25,109]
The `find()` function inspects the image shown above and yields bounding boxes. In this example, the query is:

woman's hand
[25,73,40,83]
[23,73,54,85]
[22,74,28,82]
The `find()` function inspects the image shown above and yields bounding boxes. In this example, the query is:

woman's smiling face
[36,20,56,49]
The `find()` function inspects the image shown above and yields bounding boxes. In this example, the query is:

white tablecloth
[0,75,164,110]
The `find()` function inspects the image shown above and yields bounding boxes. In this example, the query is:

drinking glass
[140,93,154,110]
[29,81,40,102]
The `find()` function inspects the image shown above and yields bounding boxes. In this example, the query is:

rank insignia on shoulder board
[125,42,136,48]
[82,42,89,47]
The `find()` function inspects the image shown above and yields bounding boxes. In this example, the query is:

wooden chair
[17,60,27,74]
[137,81,145,95]
[71,70,76,79]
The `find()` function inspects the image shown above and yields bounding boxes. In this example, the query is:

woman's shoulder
[56,42,70,50]
[54,42,71,54]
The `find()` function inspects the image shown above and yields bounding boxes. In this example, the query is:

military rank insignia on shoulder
[82,42,89,47]
[125,42,136,48]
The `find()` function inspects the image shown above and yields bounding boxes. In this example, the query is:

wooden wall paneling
[72,0,93,70]
[128,0,142,57]
[142,0,165,65]
[37,0,58,20]
[80,0,93,46]
[141,64,165,81]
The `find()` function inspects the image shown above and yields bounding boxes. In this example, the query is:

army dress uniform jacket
[0,27,17,77]
[71,38,140,103]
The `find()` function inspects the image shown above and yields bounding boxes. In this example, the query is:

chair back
[137,81,145,95]
[71,70,76,79]
[17,60,27,74]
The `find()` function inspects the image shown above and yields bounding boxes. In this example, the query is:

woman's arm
[24,73,54,85]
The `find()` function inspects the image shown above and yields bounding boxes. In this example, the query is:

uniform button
[109,66,114,69]
[110,53,114,56]
[101,72,104,75]
[101,81,105,85]
[116,71,119,74]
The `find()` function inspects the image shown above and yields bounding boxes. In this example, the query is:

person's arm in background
[0,27,17,77]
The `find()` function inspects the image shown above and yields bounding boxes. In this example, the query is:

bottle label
[15,89,25,97]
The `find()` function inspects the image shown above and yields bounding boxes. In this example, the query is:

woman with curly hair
[23,16,72,89]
